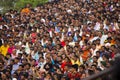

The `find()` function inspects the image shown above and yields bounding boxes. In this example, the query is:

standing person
[8,42,15,55]
[0,40,9,56]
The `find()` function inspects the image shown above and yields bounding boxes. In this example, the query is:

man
[0,41,9,56]
[11,57,21,74]
[0,61,4,72]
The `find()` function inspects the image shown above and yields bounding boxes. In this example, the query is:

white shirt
[91,48,98,57]
[100,35,108,45]
[69,42,75,47]
[79,41,84,47]
[94,22,100,30]
[25,42,30,54]
[98,57,103,68]
[90,36,99,43]
[16,49,23,54]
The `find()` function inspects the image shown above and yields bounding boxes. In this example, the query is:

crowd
[0,0,120,80]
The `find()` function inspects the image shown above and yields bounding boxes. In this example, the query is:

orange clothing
[82,36,86,41]
[111,39,116,45]
[82,50,90,60]
[21,8,30,14]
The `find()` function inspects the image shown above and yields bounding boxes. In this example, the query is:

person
[8,42,15,55]
[0,41,9,56]
[0,0,119,79]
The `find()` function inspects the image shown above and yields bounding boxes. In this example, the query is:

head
[79,65,85,72]
[96,51,100,57]
[0,61,4,70]
[18,65,24,71]
[93,56,98,62]
[14,57,20,64]
[98,31,102,37]
[25,63,31,70]
[22,59,27,65]
[18,53,22,59]
[91,44,96,50]
[4,41,8,47]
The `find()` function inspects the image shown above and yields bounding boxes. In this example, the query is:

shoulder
[0,45,4,48]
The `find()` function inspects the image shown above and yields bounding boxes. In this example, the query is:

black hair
[93,56,99,59]
[107,37,112,40]
[80,65,85,69]
[6,65,13,71]
[102,54,109,60]
[25,63,31,67]
[88,69,95,75]
[0,61,4,65]
[18,53,22,56]
[19,64,24,68]
[72,64,78,71]
[96,51,100,54]
[20,72,29,78]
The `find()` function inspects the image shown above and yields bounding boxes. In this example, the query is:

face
[10,60,14,65]
[48,41,52,45]
[74,47,78,51]
[96,40,100,44]
[20,75,25,80]
[4,41,7,46]
[102,55,107,61]
[1,73,7,79]
[91,65,96,71]
[6,54,11,59]
[23,59,27,64]
[93,57,97,62]
[19,66,23,71]
[34,47,38,52]
[79,67,84,72]
[46,58,50,63]
[110,45,115,51]
[9,43,13,47]
[64,66,68,71]
[39,57,44,62]
[15,59,19,64]
[108,32,112,37]
[98,32,102,37]
[46,74,51,79]
[0,62,3,69]
[106,62,111,68]
[65,57,69,62]
[57,56,62,62]
[92,44,96,50]
[12,49,16,55]
[25,64,30,70]
[73,56,77,61]
[62,54,66,59]
[31,60,36,66]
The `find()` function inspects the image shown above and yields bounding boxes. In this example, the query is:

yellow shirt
[0,45,9,56]
[70,59,81,66]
